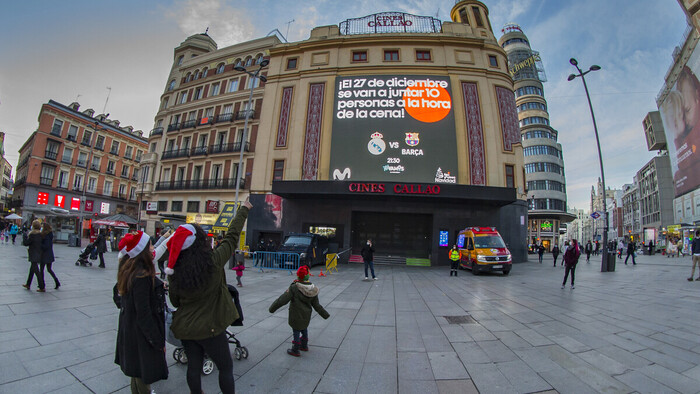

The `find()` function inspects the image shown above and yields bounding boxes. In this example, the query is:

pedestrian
[594,241,600,256]
[552,244,560,267]
[687,230,700,281]
[22,220,45,292]
[154,228,172,280]
[648,240,655,256]
[41,222,60,290]
[624,240,637,265]
[94,229,108,268]
[361,239,376,280]
[667,239,677,258]
[114,231,169,393]
[10,223,19,244]
[449,245,461,276]
[617,239,624,258]
[269,265,330,357]
[585,240,593,263]
[166,199,251,394]
[537,243,545,263]
[233,260,245,286]
[561,239,581,289]
[677,237,684,257]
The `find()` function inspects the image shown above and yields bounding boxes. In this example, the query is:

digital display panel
[330,75,458,183]
[439,230,449,247]
[37,192,49,205]
[54,194,65,208]
[457,233,466,248]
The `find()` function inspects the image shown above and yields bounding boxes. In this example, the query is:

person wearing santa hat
[114,230,168,393]
[167,198,252,394]
[269,264,331,357]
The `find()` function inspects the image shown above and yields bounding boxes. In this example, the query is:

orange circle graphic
[403,85,452,123]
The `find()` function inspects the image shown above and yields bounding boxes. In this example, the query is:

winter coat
[627,242,636,254]
[94,233,107,254]
[692,237,700,255]
[552,246,560,257]
[168,206,248,341]
[41,231,55,264]
[269,281,330,330]
[537,245,545,255]
[115,275,168,385]
[585,243,593,253]
[361,244,375,262]
[23,231,43,263]
[233,264,245,277]
[563,243,581,267]
[9,225,18,235]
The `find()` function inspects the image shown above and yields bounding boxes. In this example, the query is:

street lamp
[567,58,610,272]
[233,59,268,212]
[78,121,104,246]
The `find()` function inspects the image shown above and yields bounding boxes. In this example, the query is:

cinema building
[143,0,529,265]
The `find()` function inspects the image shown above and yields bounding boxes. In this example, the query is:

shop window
[273,160,284,181]
[352,51,367,62]
[384,50,399,62]
[286,58,298,70]
[416,50,431,61]
[187,201,200,212]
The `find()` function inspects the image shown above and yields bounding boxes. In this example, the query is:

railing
[191,146,208,157]
[155,177,245,191]
[95,144,104,151]
[182,119,197,129]
[216,113,233,123]
[110,148,119,155]
[106,169,115,175]
[150,127,164,137]
[235,109,255,120]
[8,199,23,208]
[14,178,26,187]
[253,252,300,273]
[45,150,58,160]
[167,123,181,132]
[40,177,53,186]
[210,141,249,154]
[77,161,87,168]
[162,148,190,160]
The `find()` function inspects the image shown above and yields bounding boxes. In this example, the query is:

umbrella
[4,214,22,220]
[100,213,138,225]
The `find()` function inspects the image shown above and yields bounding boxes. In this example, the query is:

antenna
[102,87,111,114]
[285,19,295,43]
[435,7,440,18]
[75,94,82,102]
[205,27,209,34]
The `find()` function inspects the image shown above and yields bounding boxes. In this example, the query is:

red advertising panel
[206,200,219,213]
[54,194,65,208]
[37,192,49,205]
[85,200,94,212]
[71,197,81,210]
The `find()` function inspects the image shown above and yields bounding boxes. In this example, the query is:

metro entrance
[351,211,432,258]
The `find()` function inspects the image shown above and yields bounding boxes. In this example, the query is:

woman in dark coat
[552,244,560,267]
[41,222,60,289]
[114,231,168,393]
[95,229,108,268]
[22,220,45,292]
[561,240,581,289]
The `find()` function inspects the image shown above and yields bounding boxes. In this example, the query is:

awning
[93,219,131,228]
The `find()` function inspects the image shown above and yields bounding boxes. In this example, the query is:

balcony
[67,135,77,142]
[150,127,164,137]
[110,148,119,155]
[190,146,208,157]
[8,199,22,209]
[141,152,158,163]
[90,164,100,171]
[215,113,233,123]
[235,109,255,120]
[81,139,91,147]
[162,148,190,160]
[77,161,87,168]
[182,119,197,129]
[14,178,26,187]
[106,169,115,175]
[155,177,246,191]
[167,123,181,132]
[45,150,58,160]
[17,157,29,169]
[209,141,249,155]
[40,177,53,186]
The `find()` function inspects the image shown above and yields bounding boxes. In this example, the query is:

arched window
[256,54,263,64]
[245,57,252,67]
[185,73,192,83]
[193,70,200,80]
[176,55,184,66]
[167,79,176,91]
[201,67,208,78]
[217,63,225,74]
[234,59,242,68]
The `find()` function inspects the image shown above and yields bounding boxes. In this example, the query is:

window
[515,86,544,97]
[384,50,399,61]
[459,8,469,24]
[73,173,83,191]
[107,160,115,174]
[187,201,200,212]
[171,114,181,126]
[77,152,88,167]
[256,54,264,65]
[67,125,78,141]
[104,181,113,196]
[519,116,549,127]
[524,145,562,158]
[150,142,157,153]
[179,92,188,104]
[40,165,55,186]
[135,150,142,162]
[193,70,200,80]
[525,162,563,175]
[245,57,252,67]
[204,108,214,119]
[62,147,73,163]
[91,156,101,171]
[248,77,260,89]
[57,171,69,189]
[286,58,298,69]
[132,168,139,181]
[201,67,208,78]
[505,165,515,188]
[45,140,60,160]
[522,130,556,140]
[216,63,225,74]
[82,130,92,145]
[222,104,233,115]
[185,73,192,83]
[121,165,130,177]
[95,135,105,150]
[182,136,191,150]
[176,55,184,66]
[527,180,565,193]
[125,146,133,159]
[488,55,498,68]
[211,83,220,96]
[472,6,484,27]
[51,119,63,136]
[194,87,202,100]
[118,184,126,197]
[517,102,547,112]
[352,51,367,62]
[158,201,168,211]
[234,59,242,68]
[416,50,431,61]
[227,79,239,92]
[212,164,222,181]
[88,177,97,193]
[129,187,136,201]
[167,79,176,91]
[171,201,183,212]
[162,97,169,110]
[273,160,284,181]
[193,165,202,181]
[110,141,120,155]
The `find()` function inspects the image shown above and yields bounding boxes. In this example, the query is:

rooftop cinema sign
[349,182,441,195]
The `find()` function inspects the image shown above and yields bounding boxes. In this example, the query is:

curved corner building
[498,24,575,250]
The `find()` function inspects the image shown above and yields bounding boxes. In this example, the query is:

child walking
[269,265,330,357]
[233,260,245,286]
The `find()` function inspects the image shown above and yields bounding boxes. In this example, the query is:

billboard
[330,75,458,183]
[659,44,700,197]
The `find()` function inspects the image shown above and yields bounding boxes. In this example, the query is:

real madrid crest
[367,132,386,155]
[405,132,420,146]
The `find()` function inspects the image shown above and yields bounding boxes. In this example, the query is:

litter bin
[68,234,78,247]
[607,253,616,272]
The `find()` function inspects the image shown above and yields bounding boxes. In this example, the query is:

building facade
[622,182,642,242]
[0,132,12,213]
[636,155,675,246]
[12,100,147,242]
[498,24,574,251]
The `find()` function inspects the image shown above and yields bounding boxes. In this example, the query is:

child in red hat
[269,265,330,356]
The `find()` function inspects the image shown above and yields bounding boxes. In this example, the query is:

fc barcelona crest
[405,132,420,146]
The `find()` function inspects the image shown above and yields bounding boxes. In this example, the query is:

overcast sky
[0,0,687,210]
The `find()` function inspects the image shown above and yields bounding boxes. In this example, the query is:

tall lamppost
[78,121,104,246]
[567,58,610,272]
[233,59,268,212]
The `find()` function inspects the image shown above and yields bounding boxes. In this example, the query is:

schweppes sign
[509,54,541,77]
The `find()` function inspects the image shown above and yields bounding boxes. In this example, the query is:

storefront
[246,180,527,266]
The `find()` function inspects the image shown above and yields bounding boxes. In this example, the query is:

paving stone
[0,369,77,393]
[398,351,434,381]
[613,370,677,394]
[497,359,552,393]
[0,351,30,385]
[435,379,479,394]
[357,362,397,394]
[513,328,554,347]
[315,359,363,394]
[538,366,599,394]
[576,350,630,375]
[682,363,700,381]
[639,363,700,393]
[398,378,439,394]
[463,363,518,394]
[427,352,469,380]
[636,348,695,373]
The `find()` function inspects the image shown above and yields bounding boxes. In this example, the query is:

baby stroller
[169,284,248,375]
[75,243,96,267]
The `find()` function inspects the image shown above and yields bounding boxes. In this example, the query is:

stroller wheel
[173,348,188,364]
[202,358,214,375]
[88,262,92,266]
[240,347,248,359]
[233,347,242,360]
[75,261,79,266]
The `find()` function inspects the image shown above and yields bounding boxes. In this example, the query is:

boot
[299,339,308,351]
[455,270,458,277]
[287,341,300,357]
[450,271,453,277]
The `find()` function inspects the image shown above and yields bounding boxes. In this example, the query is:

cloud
[165,0,256,47]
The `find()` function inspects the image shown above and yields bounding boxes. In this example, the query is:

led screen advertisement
[330,75,458,183]
[659,44,700,197]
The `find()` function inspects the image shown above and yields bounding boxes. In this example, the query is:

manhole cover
[444,315,476,324]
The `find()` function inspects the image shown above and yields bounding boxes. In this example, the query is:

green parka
[168,206,248,340]
[269,281,330,330]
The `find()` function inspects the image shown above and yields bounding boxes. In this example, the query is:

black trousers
[182,331,235,394]
[563,264,576,286]
[98,253,105,267]
[624,252,636,264]
[45,262,60,287]
[26,261,45,289]
[450,260,459,271]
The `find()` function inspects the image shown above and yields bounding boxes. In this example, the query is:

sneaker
[373,277,377,280]
[561,285,565,289]
[688,277,694,281]
[571,285,575,289]
[22,284,30,290]
[364,277,368,280]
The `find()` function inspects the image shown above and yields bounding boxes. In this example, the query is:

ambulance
[457,227,512,275]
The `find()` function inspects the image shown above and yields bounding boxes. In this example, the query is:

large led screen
[330,75,458,183]
[659,45,700,197]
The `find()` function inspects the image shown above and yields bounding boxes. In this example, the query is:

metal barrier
[253,251,300,274]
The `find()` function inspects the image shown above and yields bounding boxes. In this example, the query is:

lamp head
[260,59,269,67]
[259,75,268,83]
[590,65,601,71]
[567,74,577,81]
[234,66,246,72]
[569,58,578,66]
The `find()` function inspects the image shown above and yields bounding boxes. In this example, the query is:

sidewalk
[1,242,700,393]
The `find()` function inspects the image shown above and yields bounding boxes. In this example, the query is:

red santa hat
[296,265,310,281]
[118,231,150,259]
[165,224,197,275]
